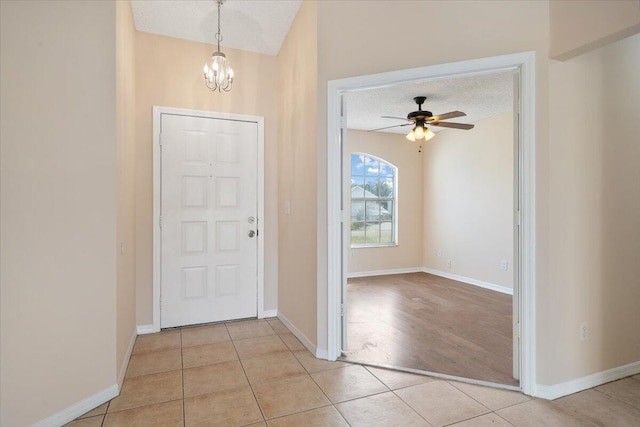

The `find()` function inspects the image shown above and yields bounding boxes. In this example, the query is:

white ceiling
[346,71,514,135]
[130,0,302,56]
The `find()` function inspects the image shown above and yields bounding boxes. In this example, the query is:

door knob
[248,230,255,238]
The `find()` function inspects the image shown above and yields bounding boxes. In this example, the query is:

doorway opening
[326,52,536,394]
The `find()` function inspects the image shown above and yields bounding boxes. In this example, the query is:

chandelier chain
[215,0,223,49]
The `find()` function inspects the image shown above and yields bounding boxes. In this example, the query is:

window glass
[350,153,397,246]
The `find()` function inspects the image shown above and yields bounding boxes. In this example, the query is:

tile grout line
[228,321,268,424]
[591,386,640,411]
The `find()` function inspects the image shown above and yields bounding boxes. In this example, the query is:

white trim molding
[136,324,155,335]
[153,106,266,331]
[422,268,513,295]
[260,309,278,318]
[278,312,318,357]
[326,51,537,395]
[347,267,423,279]
[535,361,640,400]
[32,384,119,427]
[118,327,138,388]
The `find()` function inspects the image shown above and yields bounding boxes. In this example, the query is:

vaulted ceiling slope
[130,0,302,56]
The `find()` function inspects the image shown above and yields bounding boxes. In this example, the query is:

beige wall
[346,130,423,274]
[0,1,118,425]
[423,113,514,289]
[134,32,279,325]
[550,0,640,60]
[116,0,137,383]
[542,33,640,384]
[276,1,319,344]
[315,0,550,359]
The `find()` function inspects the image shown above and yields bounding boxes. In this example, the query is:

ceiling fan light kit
[204,0,234,92]
[371,96,475,149]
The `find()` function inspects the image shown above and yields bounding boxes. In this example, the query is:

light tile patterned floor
[67,318,640,426]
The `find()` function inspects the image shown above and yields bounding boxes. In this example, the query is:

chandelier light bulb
[414,124,425,139]
[406,130,416,141]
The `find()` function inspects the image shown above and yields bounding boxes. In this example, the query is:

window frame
[349,153,398,248]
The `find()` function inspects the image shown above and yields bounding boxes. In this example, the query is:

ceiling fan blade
[427,111,466,122]
[381,115,411,121]
[430,121,475,130]
[367,123,413,132]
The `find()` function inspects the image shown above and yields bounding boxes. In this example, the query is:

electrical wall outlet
[447,259,452,268]
[437,250,442,257]
[580,322,588,341]
[501,260,508,271]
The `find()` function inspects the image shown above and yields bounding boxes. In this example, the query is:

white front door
[160,113,258,328]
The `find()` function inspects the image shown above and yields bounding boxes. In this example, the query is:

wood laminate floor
[344,272,517,386]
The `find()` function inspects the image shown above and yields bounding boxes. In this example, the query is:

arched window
[350,153,397,246]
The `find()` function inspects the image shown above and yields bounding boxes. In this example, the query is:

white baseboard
[535,360,640,400]
[277,311,318,356]
[260,309,278,318]
[315,348,329,360]
[422,267,513,295]
[118,327,137,388]
[348,267,423,279]
[32,383,119,427]
[136,324,155,335]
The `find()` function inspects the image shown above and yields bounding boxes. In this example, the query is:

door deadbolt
[248,230,255,238]
[248,216,255,224]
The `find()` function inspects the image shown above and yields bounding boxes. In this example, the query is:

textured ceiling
[346,71,515,135]
[130,0,302,56]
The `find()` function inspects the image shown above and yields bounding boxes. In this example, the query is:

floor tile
[184,386,263,427]
[267,406,349,427]
[64,415,104,427]
[449,413,513,426]
[183,360,248,398]
[182,341,237,369]
[181,324,230,347]
[77,402,109,419]
[634,374,640,381]
[246,423,267,427]
[266,318,290,335]
[125,348,182,378]
[234,334,288,360]
[108,370,182,413]
[226,319,275,340]
[253,374,330,419]
[293,350,348,374]
[311,365,388,403]
[555,388,640,425]
[497,399,597,427]
[132,330,181,355]
[449,381,530,410]
[365,366,434,390]
[595,377,640,408]
[336,391,429,426]
[103,400,183,427]
[278,332,306,351]
[395,380,489,427]
[241,352,306,384]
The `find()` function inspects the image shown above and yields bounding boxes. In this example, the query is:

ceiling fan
[369,96,475,144]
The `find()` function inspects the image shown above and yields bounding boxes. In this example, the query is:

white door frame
[326,52,537,395]
[153,106,265,332]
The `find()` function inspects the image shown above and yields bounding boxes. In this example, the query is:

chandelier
[203,0,234,92]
